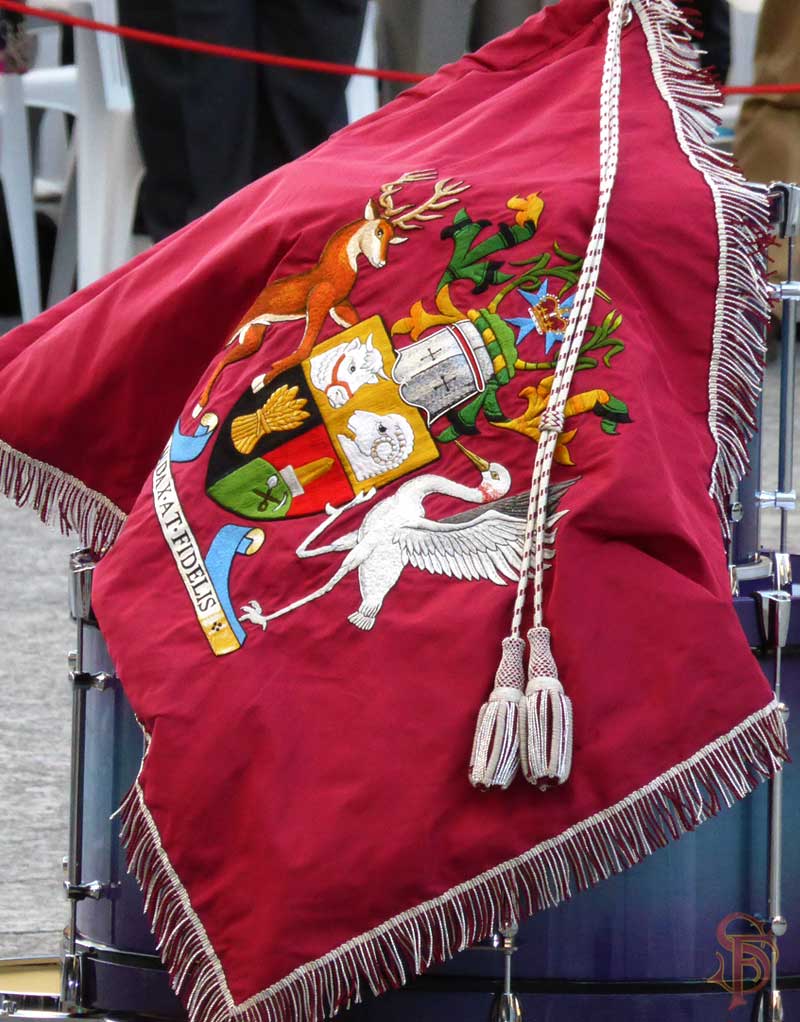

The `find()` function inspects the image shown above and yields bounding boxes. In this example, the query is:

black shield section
[205,366,322,490]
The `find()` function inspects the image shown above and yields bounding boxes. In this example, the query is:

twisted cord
[510,0,629,637]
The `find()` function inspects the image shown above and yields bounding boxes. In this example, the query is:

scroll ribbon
[153,417,264,655]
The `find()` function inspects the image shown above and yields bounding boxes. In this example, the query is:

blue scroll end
[206,524,265,645]
[171,413,219,463]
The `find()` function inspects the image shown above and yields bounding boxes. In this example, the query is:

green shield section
[207,459,293,521]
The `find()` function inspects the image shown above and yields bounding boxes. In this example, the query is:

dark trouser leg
[693,0,731,82]
[256,0,366,167]
[172,0,263,222]
[376,0,551,107]
[470,0,555,51]
[118,1,194,239]
[120,0,364,239]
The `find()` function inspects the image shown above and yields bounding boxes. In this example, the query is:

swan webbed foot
[240,600,268,630]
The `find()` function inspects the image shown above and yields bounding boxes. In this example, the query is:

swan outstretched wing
[394,479,579,584]
[442,477,579,526]
[395,510,526,584]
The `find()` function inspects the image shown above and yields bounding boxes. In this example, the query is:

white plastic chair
[0,73,42,320]
[728,0,762,88]
[720,0,763,135]
[22,0,143,293]
[25,24,70,199]
[346,0,379,125]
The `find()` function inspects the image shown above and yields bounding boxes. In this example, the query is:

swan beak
[455,441,490,472]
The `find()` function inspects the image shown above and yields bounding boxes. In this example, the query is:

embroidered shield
[205,316,439,520]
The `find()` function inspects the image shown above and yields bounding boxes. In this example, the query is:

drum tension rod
[767,183,800,556]
[729,183,800,593]
[62,548,115,1013]
[489,926,522,1022]
[768,182,800,240]
[67,658,113,690]
[755,590,792,1022]
[768,280,800,303]
[464,926,523,1021]
[755,491,796,512]
[728,502,744,597]
[64,879,111,902]
[741,185,796,1022]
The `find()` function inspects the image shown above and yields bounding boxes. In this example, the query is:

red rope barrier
[724,83,800,96]
[3,0,800,95]
[0,0,427,84]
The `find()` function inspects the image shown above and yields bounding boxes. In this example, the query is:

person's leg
[118,1,193,239]
[470,0,556,51]
[735,0,800,281]
[694,0,731,82]
[375,0,473,105]
[256,0,366,169]
[172,1,262,222]
[735,0,800,184]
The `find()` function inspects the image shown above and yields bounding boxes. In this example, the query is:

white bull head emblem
[310,333,388,409]
[338,410,416,482]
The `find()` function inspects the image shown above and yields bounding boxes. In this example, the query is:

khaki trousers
[735,0,800,281]
[376,0,558,104]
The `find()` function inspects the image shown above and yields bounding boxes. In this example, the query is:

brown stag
[192,171,469,418]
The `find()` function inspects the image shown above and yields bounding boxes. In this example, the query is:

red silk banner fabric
[0,2,787,1021]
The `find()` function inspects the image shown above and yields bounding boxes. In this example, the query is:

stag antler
[392,178,470,232]
[377,170,469,230]
[377,169,437,218]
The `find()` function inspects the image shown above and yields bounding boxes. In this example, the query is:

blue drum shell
[348,988,800,1021]
[436,676,797,983]
[74,609,798,1018]
[77,623,152,954]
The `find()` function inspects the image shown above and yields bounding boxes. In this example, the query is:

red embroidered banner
[0,2,787,1022]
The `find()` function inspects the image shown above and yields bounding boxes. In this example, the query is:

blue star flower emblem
[508,280,576,354]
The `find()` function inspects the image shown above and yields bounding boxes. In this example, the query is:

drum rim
[74,938,166,972]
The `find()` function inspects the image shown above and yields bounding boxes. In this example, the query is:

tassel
[469,636,525,790]
[520,626,573,789]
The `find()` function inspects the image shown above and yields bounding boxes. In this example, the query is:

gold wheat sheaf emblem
[231,385,311,455]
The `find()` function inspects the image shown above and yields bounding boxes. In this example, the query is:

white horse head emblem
[309,334,388,409]
[338,410,415,481]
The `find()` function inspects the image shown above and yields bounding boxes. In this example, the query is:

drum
[352,569,800,1021]
[48,551,797,1022]
[60,551,184,1019]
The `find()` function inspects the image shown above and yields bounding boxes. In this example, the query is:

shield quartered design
[205,316,440,521]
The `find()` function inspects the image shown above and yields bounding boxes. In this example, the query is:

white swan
[240,444,576,632]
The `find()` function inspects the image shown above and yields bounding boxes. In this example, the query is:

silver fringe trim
[118,700,787,1022]
[634,0,772,535]
[0,438,125,553]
